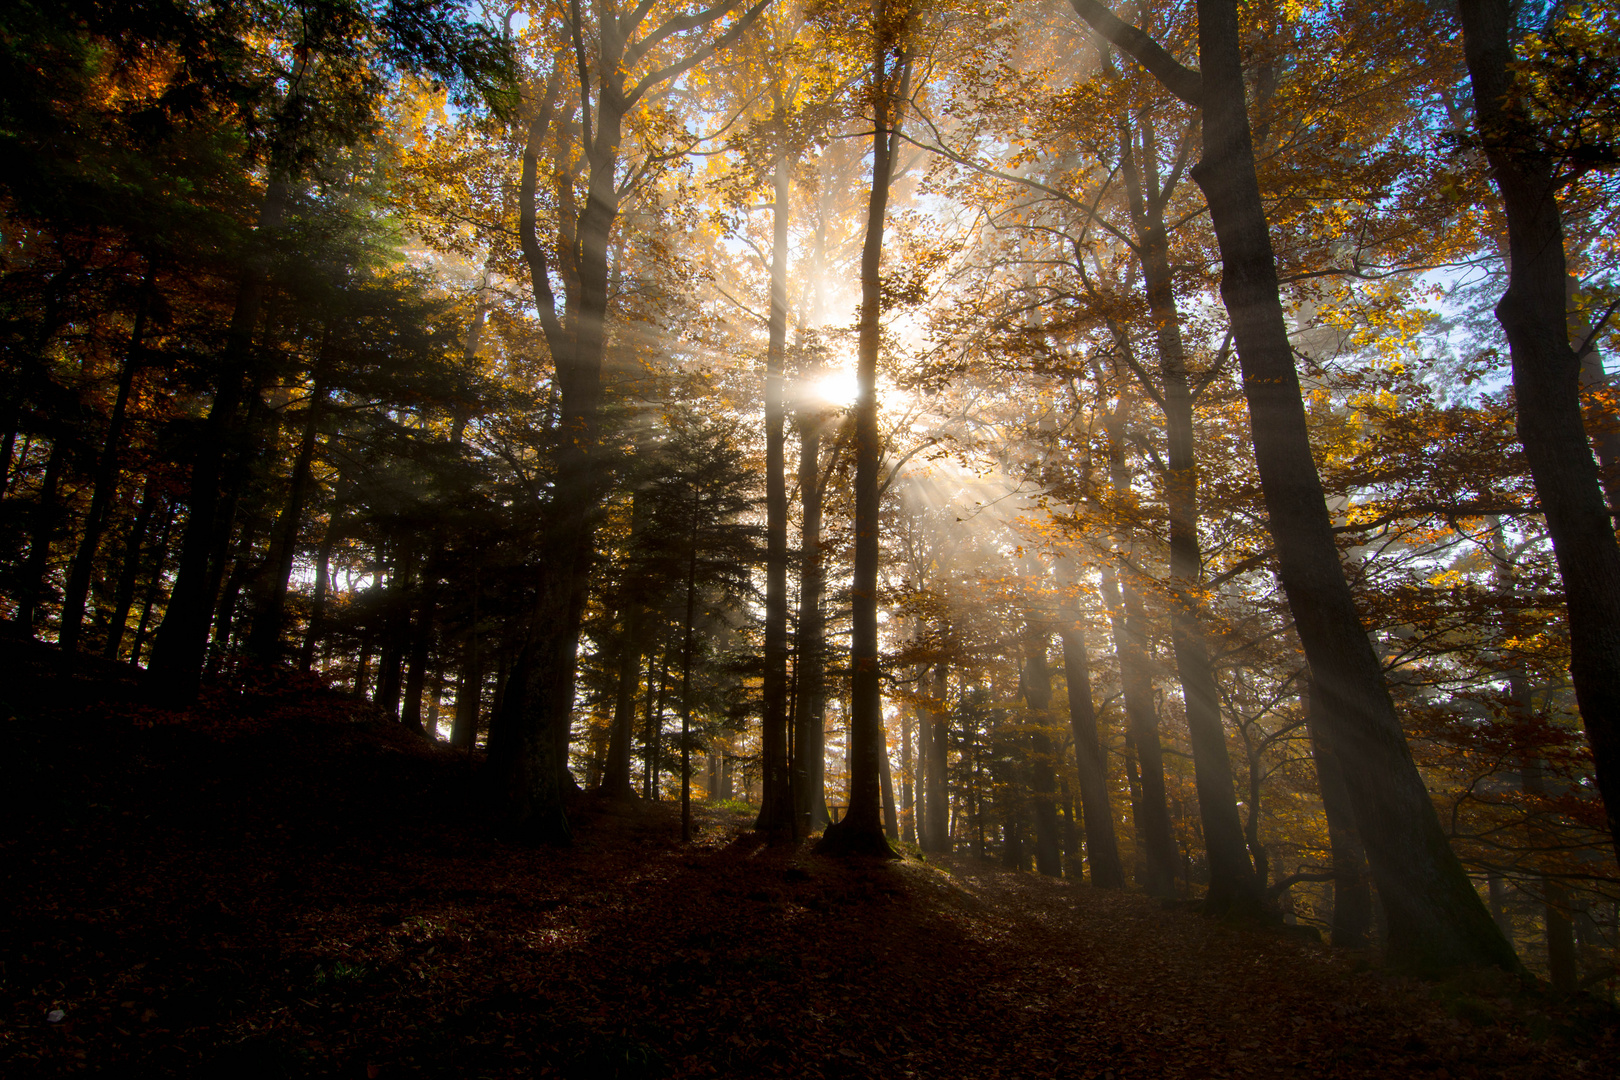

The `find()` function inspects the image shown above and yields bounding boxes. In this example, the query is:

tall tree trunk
[486,76,633,843]
[451,564,483,752]
[149,178,288,701]
[1571,275,1620,517]
[818,38,908,858]
[646,645,670,801]
[103,477,159,662]
[17,438,66,638]
[1098,564,1178,897]
[376,545,413,719]
[401,548,440,736]
[879,734,900,841]
[924,662,951,852]
[915,692,932,847]
[1060,777,1081,876]
[1459,0,1620,865]
[1096,401,1179,895]
[1519,736,1577,992]
[1059,607,1126,888]
[1120,118,1264,916]
[793,409,832,834]
[1242,740,1270,889]
[129,499,178,666]
[298,505,343,672]
[207,544,252,677]
[757,154,793,833]
[1306,677,1372,949]
[1023,622,1064,877]
[60,287,151,655]
[246,379,327,665]
[600,480,647,797]
[601,627,642,797]
[1070,0,1518,972]
[994,715,1024,870]
[487,635,570,842]
[204,373,280,674]
[680,522,698,844]
[901,703,916,844]
[355,629,374,699]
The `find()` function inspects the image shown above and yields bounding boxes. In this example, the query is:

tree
[624,408,763,839]
[1059,594,1126,888]
[1069,0,1517,970]
[1456,0,1620,864]
[145,0,510,702]
[485,0,769,844]
[815,0,914,859]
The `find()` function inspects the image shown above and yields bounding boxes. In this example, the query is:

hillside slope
[0,669,1612,1078]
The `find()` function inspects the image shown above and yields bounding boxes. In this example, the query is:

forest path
[0,681,1611,1078]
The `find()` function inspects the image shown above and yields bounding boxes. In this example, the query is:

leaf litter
[1,675,1613,1078]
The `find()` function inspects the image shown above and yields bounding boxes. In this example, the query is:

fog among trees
[5,0,1620,997]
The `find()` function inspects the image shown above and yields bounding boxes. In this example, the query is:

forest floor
[1,656,1616,1078]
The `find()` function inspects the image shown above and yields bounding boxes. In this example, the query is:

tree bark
[60,286,151,655]
[601,618,643,797]
[298,505,344,672]
[1059,606,1126,888]
[818,35,907,859]
[879,732,900,842]
[924,662,951,852]
[1571,275,1620,517]
[600,476,647,790]
[1119,115,1264,916]
[1306,677,1372,949]
[103,477,159,662]
[915,689,932,847]
[1458,0,1620,865]
[901,702,916,844]
[1023,622,1064,877]
[452,599,483,752]
[793,408,832,834]
[375,542,414,718]
[680,520,699,844]
[1071,0,1518,971]
[485,81,606,843]
[644,646,665,799]
[246,377,327,665]
[149,177,288,701]
[757,154,793,833]
[401,547,441,735]
[1060,777,1081,876]
[485,0,769,842]
[1098,564,1178,894]
[17,437,66,638]
[128,499,177,666]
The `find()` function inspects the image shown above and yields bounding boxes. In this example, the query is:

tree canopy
[4,0,1620,990]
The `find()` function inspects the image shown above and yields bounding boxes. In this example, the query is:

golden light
[804,365,860,409]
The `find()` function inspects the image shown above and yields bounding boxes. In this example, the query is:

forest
[4,0,1620,1071]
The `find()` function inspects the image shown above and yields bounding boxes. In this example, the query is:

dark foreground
[1,667,1614,1078]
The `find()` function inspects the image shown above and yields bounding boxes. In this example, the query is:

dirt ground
[1,672,1613,1078]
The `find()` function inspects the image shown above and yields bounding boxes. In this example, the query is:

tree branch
[627,0,771,104]
[1267,870,1336,897]
[1068,0,1202,107]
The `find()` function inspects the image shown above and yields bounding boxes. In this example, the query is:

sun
[802,365,860,409]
